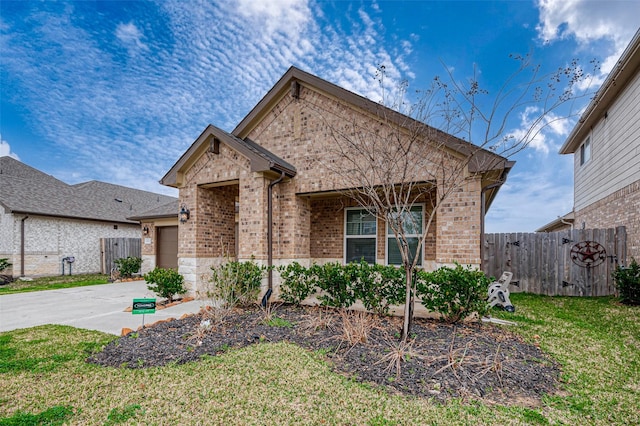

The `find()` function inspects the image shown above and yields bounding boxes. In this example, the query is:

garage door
[156,226,178,269]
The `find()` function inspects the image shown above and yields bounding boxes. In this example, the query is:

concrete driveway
[0,281,205,335]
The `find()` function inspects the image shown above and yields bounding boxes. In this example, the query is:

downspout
[480,170,509,272]
[20,215,29,277]
[263,170,286,307]
[559,214,574,230]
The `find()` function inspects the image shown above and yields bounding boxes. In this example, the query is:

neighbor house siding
[574,71,640,211]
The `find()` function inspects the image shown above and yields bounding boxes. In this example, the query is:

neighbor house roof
[560,28,640,154]
[535,211,575,233]
[0,156,177,224]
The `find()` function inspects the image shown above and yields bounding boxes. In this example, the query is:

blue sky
[1,0,639,232]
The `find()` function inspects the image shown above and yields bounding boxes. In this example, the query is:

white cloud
[505,106,573,155]
[115,22,149,55]
[236,0,312,39]
[536,0,640,73]
[1,1,414,194]
[0,135,20,160]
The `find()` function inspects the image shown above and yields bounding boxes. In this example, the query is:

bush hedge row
[278,260,491,322]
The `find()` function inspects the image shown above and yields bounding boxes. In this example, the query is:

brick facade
[173,75,499,295]
[574,179,640,262]
[436,178,482,265]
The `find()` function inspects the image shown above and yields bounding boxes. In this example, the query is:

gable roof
[0,156,177,223]
[233,66,514,175]
[560,29,640,154]
[160,124,296,188]
[161,67,513,210]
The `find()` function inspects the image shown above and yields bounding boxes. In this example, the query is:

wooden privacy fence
[100,238,141,274]
[483,227,626,296]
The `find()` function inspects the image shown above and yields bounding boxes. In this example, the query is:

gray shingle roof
[0,156,177,223]
[127,200,179,221]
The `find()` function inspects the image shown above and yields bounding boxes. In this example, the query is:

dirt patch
[88,304,559,406]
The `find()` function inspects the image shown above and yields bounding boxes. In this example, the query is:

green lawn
[0,274,110,295]
[0,294,638,425]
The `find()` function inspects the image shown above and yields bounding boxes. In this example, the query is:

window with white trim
[344,208,377,264]
[387,205,423,266]
[580,136,591,166]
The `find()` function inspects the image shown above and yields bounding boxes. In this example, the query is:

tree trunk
[401,265,414,341]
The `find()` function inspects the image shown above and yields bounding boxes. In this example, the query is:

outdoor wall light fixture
[143,225,149,235]
[179,204,190,224]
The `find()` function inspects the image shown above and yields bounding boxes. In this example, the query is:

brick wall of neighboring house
[574,179,640,262]
[0,209,16,275]
[3,214,138,276]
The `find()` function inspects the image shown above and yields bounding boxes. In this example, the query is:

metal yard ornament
[570,241,606,268]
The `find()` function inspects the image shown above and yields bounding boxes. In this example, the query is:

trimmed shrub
[0,258,12,285]
[613,258,640,305]
[279,260,405,314]
[210,259,266,308]
[315,262,357,308]
[350,260,405,315]
[144,267,186,302]
[114,256,143,278]
[416,263,491,323]
[0,258,11,272]
[278,261,317,304]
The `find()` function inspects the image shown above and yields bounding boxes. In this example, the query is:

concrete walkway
[0,281,205,335]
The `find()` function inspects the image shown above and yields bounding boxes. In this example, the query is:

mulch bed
[87,304,560,406]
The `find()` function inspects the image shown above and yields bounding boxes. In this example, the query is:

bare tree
[309,55,597,340]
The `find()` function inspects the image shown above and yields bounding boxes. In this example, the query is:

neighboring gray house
[0,156,177,276]
[540,29,640,262]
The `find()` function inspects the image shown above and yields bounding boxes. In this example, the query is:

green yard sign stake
[132,298,156,328]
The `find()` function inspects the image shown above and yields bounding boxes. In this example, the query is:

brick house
[552,29,640,263]
[160,67,513,297]
[128,201,179,273]
[0,156,177,276]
